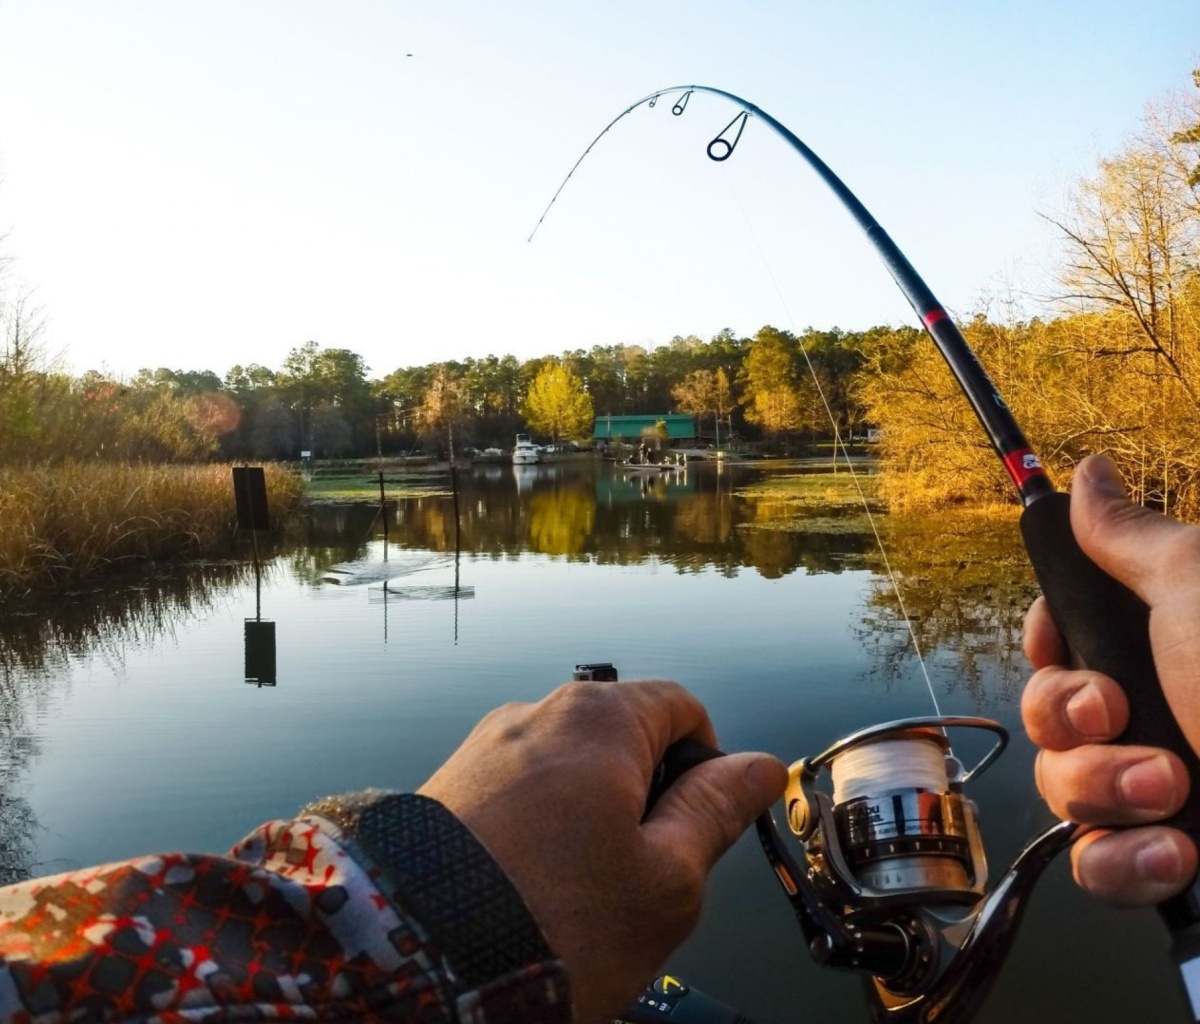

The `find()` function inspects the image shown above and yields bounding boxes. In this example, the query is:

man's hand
[1021,454,1200,905]
[418,679,786,1024]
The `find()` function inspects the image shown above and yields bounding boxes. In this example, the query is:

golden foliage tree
[522,363,594,443]
[858,74,1200,518]
[741,327,804,439]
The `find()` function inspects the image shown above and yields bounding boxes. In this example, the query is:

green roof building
[592,414,696,441]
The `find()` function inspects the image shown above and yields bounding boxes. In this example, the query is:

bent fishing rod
[537,86,1200,1024]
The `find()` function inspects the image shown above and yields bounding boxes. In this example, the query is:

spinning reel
[755,716,1081,1023]
[640,719,1081,1024]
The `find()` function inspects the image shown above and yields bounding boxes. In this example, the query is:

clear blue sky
[1,1,1197,379]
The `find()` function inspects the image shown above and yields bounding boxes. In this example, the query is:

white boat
[512,434,540,465]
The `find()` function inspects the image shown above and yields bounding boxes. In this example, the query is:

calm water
[0,460,1188,1023]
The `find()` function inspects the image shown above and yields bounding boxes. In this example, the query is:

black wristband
[318,793,555,989]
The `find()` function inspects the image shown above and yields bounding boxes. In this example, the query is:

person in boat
[2,454,1197,1024]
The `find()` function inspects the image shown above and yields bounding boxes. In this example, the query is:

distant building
[593,414,696,447]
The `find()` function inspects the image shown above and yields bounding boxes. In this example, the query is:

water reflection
[0,463,1030,882]
[0,563,257,882]
[860,512,1039,707]
[377,463,876,578]
[0,462,1183,1023]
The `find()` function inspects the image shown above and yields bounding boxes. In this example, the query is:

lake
[0,459,1188,1023]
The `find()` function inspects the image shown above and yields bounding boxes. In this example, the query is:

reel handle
[1019,493,1200,906]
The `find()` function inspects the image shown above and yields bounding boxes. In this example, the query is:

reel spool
[785,717,1004,907]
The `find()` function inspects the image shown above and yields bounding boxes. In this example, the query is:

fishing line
[538,85,1195,1022]
[718,166,947,723]
[830,735,947,804]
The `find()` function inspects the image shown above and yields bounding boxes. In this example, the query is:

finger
[1021,665,1128,750]
[617,679,721,755]
[1035,745,1189,825]
[1069,455,1200,754]
[1070,455,1200,608]
[1022,596,1069,669]
[646,752,787,872]
[1071,826,1198,905]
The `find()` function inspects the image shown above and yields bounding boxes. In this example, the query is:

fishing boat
[619,454,687,473]
[512,434,540,465]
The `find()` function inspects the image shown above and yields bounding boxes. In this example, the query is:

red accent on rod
[923,308,949,329]
[1003,447,1049,489]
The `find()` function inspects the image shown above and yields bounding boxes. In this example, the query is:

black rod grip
[646,739,726,814]
[1020,492,1200,838]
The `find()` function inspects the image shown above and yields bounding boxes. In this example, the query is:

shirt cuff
[302,791,572,1024]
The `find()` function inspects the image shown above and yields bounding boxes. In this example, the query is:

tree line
[3,71,1199,516]
[0,315,888,463]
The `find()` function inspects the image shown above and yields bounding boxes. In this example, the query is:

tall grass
[0,462,305,598]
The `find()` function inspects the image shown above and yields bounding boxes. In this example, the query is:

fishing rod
[537,86,1200,1023]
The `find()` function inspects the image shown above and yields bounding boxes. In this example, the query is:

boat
[512,434,540,465]
[619,454,687,473]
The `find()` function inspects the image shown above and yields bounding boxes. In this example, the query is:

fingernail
[1136,836,1184,884]
[1065,683,1111,739]
[1079,456,1125,497]
[1119,755,1177,812]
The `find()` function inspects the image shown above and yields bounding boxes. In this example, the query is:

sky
[0,1,1198,381]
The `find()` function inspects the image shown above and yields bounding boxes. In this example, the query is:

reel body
[758,716,1080,1023]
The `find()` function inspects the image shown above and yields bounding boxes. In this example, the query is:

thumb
[646,752,787,871]
[1071,455,1197,608]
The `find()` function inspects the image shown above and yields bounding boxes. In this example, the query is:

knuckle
[478,700,525,727]
[548,680,610,708]
[540,681,629,733]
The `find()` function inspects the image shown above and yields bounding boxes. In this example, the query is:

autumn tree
[420,365,466,457]
[0,291,48,458]
[1170,68,1200,187]
[522,363,594,443]
[855,72,1200,516]
[672,367,735,446]
[1043,79,1200,511]
[741,327,804,440]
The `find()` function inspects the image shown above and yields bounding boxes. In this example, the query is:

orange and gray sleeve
[0,792,572,1024]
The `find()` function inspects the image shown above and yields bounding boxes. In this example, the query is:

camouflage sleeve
[0,792,572,1024]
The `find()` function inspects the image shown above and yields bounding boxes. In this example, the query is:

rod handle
[1019,493,1200,913]
[646,739,726,814]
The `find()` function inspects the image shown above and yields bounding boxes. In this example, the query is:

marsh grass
[0,462,305,598]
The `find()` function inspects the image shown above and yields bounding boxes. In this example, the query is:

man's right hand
[1021,455,1200,905]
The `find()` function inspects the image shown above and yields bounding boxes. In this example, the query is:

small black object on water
[573,663,618,682]
[232,467,270,531]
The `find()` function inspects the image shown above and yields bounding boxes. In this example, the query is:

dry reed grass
[0,462,304,598]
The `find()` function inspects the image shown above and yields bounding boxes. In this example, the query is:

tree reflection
[528,488,595,555]
[0,564,255,882]
[0,464,1042,882]
[857,511,1038,707]
[369,464,874,579]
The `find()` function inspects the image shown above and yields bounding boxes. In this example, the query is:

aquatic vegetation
[0,462,305,598]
